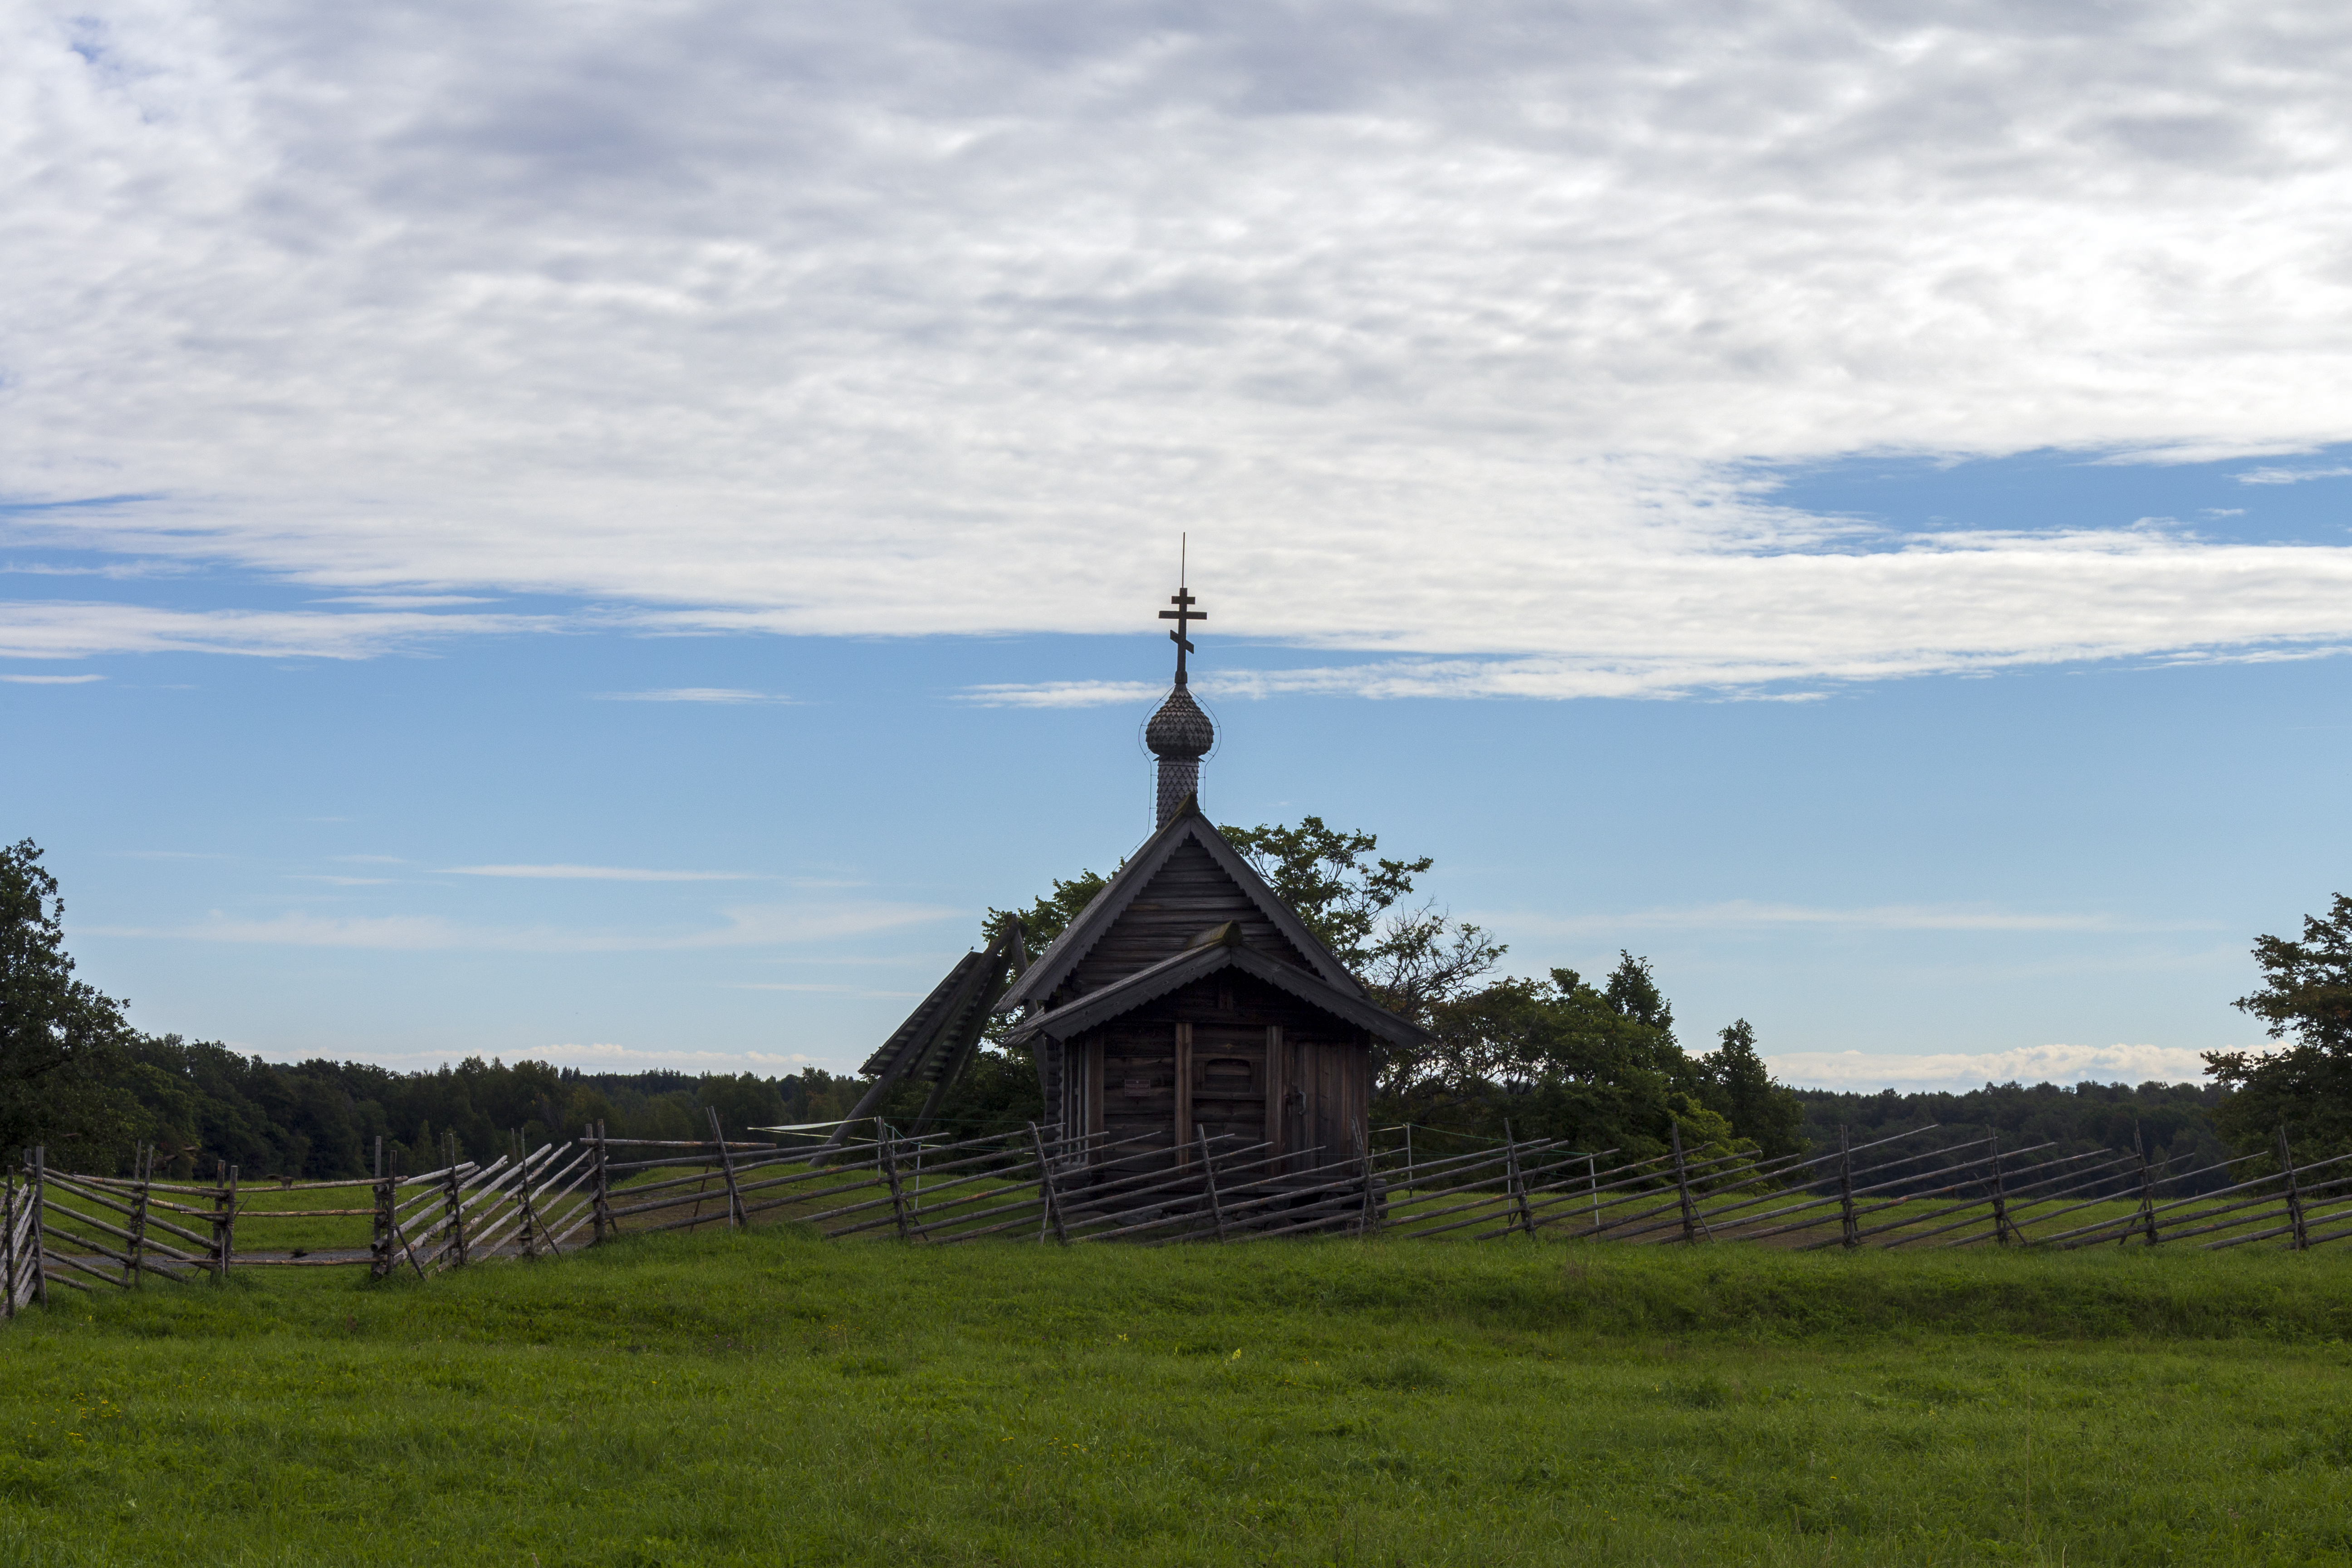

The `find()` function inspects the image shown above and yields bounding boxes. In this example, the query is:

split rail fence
[9,1113,2348,1317]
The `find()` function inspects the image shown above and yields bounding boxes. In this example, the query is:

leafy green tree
[1221,816,1504,1023]
[985,869,1111,960]
[1385,961,1699,1153]
[1699,1019,1806,1160]
[0,839,135,1162]
[1602,951,1674,1040]
[2207,892,2352,1156]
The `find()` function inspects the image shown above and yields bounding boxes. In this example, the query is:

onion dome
[1146,683,1215,760]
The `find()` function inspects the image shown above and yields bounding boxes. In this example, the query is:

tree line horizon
[3,824,2340,1183]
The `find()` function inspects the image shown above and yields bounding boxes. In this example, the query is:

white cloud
[0,672,103,684]
[10,3,2352,691]
[1768,1042,2217,1093]
[356,1043,835,1071]
[526,1044,828,1070]
[964,680,1168,708]
[0,602,546,661]
[88,899,955,951]
[441,863,760,882]
[2235,465,2352,485]
[1499,900,2215,936]
[314,594,500,608]
[594,687,795,704]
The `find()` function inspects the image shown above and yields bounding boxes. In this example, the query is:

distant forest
[1789,1079,2234,1193]
[11,834,2341,1189]
[87,1034,880,1180]
[51,1030,2237,1193]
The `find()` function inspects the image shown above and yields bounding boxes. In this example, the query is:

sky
[5,0,2352,1091]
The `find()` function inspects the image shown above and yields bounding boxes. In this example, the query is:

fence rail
[7,1114,2345,1319]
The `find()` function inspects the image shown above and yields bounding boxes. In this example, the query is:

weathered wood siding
[1063,839,1312,999]
[1059,971,1370,1176]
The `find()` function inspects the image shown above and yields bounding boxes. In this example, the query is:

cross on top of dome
[1158,588,1205,686]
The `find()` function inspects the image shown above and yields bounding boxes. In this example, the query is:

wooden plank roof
[995,792,1367,1014]
[1004,928,1436,1049]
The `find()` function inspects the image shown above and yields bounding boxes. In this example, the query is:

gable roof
[995,794,1367,1013]
[1003,928,1434,1048]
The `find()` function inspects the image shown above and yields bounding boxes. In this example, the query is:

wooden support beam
[1838,1127,1859,1249]
[2280,1122,2308,1251]
[707,1108,745,1229]
[1029,1122,1070,1245]
[1504,1122,1535,1238]
[881,1134,912,1241]
[1197,1128,1226,1241]
[1670,1122,1698,1244]
[1263,1026,1284,1171]
[1173,1022,1193,1165]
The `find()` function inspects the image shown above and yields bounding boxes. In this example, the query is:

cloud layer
[1768,1042,2219,1092]
[89,900,953,951]
[8,1,2352,689]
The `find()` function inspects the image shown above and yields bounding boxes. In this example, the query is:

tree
[1699,1019,1806,1160]
[0,839,135,1161]
[1221,816,1504,1024]
[985,869,1111,961]
[1602,951,1673,1040]
[2206,892,2352,1156]
[1384,961,1716,1161]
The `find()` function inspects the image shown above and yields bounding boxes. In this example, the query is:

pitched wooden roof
[995,793,1367,1014]
[1004,926,1435,1048]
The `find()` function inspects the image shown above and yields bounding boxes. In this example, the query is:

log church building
[833,578,1431,1202]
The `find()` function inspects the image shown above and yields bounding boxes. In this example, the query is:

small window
[1201,1058,1253,1091]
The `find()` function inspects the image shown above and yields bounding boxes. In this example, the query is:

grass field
[4,1230,2351,1566]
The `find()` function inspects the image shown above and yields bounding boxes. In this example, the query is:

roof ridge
[995,804,1366,1014]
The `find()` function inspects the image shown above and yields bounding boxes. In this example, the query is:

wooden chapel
[822,577,1430,1208]
[992,581,1432,1184]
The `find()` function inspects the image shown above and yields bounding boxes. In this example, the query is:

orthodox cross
[1158,544,1206,686]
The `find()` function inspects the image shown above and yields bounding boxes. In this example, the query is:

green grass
[4,1233,2351,1566]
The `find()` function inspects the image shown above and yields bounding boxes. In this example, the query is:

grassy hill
[4,1234,2350,1565]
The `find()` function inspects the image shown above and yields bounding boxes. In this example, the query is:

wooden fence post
[1505,1128,1543,1241]
[1196,1128,1227,1241]
[515,1134,541,1258]
[1986,1132,2013,1246]
[4,1170,15,1319]
[1587,1151,1600,1229]
[1028,1122,1069,1245]
[706,1108,745,1229]
[30,1148,46,1307]
[371,1136,394,1279]
[592,1121,612,1243]
[1837,1126,1860,1250]
[881,1133,912,1241]
[1402,1124,1414,1197]
[443,1133,467,1268]
[2131,1123,2160,1245]
[1358,1125,1378,1236]
[125,1142,153,1287]
[2278,1122,2308,1251]
[1670,1122,1698,1244]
